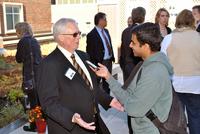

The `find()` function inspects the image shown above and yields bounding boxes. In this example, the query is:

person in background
[15,22,42,132]
[192,5,200,32]
[37,18,123,134]
[119,7,146,82]
[86,12,115,94]
[161,9,200,134]
[155,8,171,37]
[127,16,133,27]
[119,7,146,134]
[0,36,7,56]
[93,22,173,134]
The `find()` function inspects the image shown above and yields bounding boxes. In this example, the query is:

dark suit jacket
[154,24,171,36]
[165,26,172,35]
[119,24,142,81]
[86,27,115,65]
[37,48,112,134]
[15,35,42,81]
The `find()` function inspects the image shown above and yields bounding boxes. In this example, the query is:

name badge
[65,68,76,80]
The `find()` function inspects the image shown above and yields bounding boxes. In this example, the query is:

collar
[58,45,73,58]
[95,26,103,32]
[173,27,195,32]
[57,45,79,61]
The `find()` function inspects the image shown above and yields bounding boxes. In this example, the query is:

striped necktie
[71,54,97,114]
[71,54,92,90]
[101,29,112,56]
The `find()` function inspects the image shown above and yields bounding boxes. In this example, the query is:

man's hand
[110,98,124,112]
[72,113,96,130]
[90,63,111,80]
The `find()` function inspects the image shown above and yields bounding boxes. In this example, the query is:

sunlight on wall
[5,37,87,57]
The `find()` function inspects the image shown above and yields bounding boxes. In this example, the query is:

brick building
[0,0,52,46]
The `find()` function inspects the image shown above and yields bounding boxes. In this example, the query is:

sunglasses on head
[61,31,81,38]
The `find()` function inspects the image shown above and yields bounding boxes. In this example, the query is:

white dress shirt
[58,45,93,88]
[95,26,112,60]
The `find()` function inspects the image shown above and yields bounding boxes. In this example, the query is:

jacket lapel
[55,48,91,90]
[122,61,143,89]
[93,28,104,47]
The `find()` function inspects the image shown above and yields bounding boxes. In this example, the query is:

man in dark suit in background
[86,12,115,94]
[119,7,146,82]
[119,7,146,134]
[37,18,123,134]
[192,5,200,32]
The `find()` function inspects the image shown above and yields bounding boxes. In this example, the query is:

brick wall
[0,0,51,35]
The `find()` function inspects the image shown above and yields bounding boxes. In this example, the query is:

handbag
[146,88,188,134]
[22,39,35,94]
[123,62,187,134]
[136,68,187,134]
[22,79,35,94]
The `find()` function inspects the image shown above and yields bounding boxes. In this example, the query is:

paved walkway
[9,65,129,134]
[9,107,129,134]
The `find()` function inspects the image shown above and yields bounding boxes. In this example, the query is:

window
[57,0,63,4]
[51,0,56,4]
[82,0,95,3]
[3,3,23,33]
[56,0,95,4]
[63,0,69,4]
[57,0,80,4]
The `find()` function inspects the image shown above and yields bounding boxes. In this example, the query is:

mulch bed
[0,56,25,128]
[0,56,22,97]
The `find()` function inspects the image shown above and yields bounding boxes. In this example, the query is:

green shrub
[0,104,26,128]
[8,88,24,103]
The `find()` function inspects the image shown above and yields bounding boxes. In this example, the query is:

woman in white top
[161,9,200,134]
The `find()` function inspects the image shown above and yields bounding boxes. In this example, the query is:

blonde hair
[155,8,170,26]
[15,22,33,38]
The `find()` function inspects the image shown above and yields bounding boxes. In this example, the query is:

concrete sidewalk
[9,66,129,134]
[9,106,129,134]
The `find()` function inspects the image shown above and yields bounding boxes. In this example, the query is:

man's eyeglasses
[61,31,81,38]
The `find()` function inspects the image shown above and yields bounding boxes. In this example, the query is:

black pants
[27,88,38,109]
[94,114,102,134]
[94,114,110,134]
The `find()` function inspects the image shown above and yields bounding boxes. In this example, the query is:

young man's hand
[91,63,111,80]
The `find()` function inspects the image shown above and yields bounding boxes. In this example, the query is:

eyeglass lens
[73,32,81,37]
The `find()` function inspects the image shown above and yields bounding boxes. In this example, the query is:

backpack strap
[28,38,34,80]
[135,62,186,133]
[145,84,175,121]
[125,61,163,124]
[136,68,142,84]
[146,110,158,121]
[122,61,143,89]
[135,66,160,122]
[136,63,161,124]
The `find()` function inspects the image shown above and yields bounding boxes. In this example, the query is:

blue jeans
[177,93,200,134]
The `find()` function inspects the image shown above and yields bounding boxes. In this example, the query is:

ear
[58,35,64,42]
[143,43,150,50]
